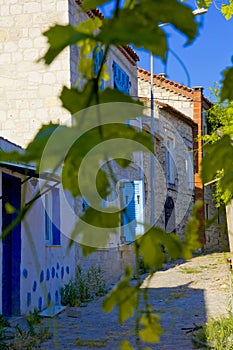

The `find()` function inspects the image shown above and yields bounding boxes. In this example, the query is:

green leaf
[102,266,138,324]
[138,227,182,270]
[70,207,121,249]
[62,122,153,197]
[60,85,142,115]
[96,168,112,199]
[41,18,102,65]
[60,83,96,115]
[82,0,110,10]
[115,158,131,168]
[80,244,98,256]
[139,0,198,45]
[97,10,168,59]
[221,64,233,101]
[221,3,233,20]
[201,135,233,184]
[77,207,120,228]
[5,203,16,214]
[0,123,62,171]
[121,340,134,350]
[197,0,212,8]
[97,1,197,59]
[139,315,163,343]
[183,200,202,259]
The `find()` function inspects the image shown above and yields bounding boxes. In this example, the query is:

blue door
[2,173,21,316]
[120,180,144,242]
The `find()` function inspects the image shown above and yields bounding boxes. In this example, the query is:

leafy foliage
[1,0,233,349]
[61,265,108,306]
[221,64,233,102]
[138,227,182,271]
[202,135,233,204]
[139,315,162,343]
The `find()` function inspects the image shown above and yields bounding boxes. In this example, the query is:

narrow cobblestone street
[34,253,230,349]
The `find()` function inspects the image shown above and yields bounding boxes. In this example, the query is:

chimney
[192,86,203,92]
[158,73,166,78]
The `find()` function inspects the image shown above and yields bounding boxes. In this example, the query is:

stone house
[0,0,144,300]
[138,68,228,251]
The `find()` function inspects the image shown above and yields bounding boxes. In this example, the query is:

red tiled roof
[138,67,194,99]
[75,0,139,64]
[138,67,213,107]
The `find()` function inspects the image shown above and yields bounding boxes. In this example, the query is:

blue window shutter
[121,181,136,242]
[112,61,130,95]
[93,46,103,75]
[52,188,60,245]
[93,46,104,90]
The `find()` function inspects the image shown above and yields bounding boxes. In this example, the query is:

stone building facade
[138,68,228,251]
[0,1,142,290]
[0,0,138,147]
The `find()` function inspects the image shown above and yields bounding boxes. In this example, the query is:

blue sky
[100,1,233,100]
[134,2,233,99]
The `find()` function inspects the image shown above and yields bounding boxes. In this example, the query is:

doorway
[2,172,21,316]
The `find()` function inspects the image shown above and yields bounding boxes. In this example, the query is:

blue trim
[82,198,89,212]
[2,173,21,316]
[48,292,51,305]
[112,61,130,94]
[55,290,59,303]
[61,266,64,279]
[40,270,44,283]
[52,188,61,245]
[32,281,37,292]
[46,268,50,281]
[27,293,31,307]
[52,267,55,278]
[38,297,42,311]
[23,269,28,279]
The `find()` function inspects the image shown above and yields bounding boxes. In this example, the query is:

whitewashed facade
[0,137,76,315]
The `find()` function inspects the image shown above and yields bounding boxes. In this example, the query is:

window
[112,61,130,94]
[93,46,104,90]
[186,147,194,189]
[45,188,60,245]
[167,138,175,185]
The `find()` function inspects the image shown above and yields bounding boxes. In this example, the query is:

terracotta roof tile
[138,67,194,99]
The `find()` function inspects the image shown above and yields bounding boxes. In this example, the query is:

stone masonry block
[10,5,23,15]
[24,2,41,14]
[0,29,9,42]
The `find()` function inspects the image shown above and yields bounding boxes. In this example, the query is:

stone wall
[0,0,72,147]
[138,79,194,119]
[141,105,195,240]
[76,244,135,285]
[204,185,229,252]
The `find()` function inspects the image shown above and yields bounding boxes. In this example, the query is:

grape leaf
[139,315,162,343]
[221,64,233,101]
[121,340,134,350]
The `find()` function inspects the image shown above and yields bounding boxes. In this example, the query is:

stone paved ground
[37,252,231,349]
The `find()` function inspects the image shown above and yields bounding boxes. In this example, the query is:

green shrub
[76,265,108,302]
[61,265,107,306]
[26,307,41,326]
[193,314,233,349]
[61,279,79,306]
